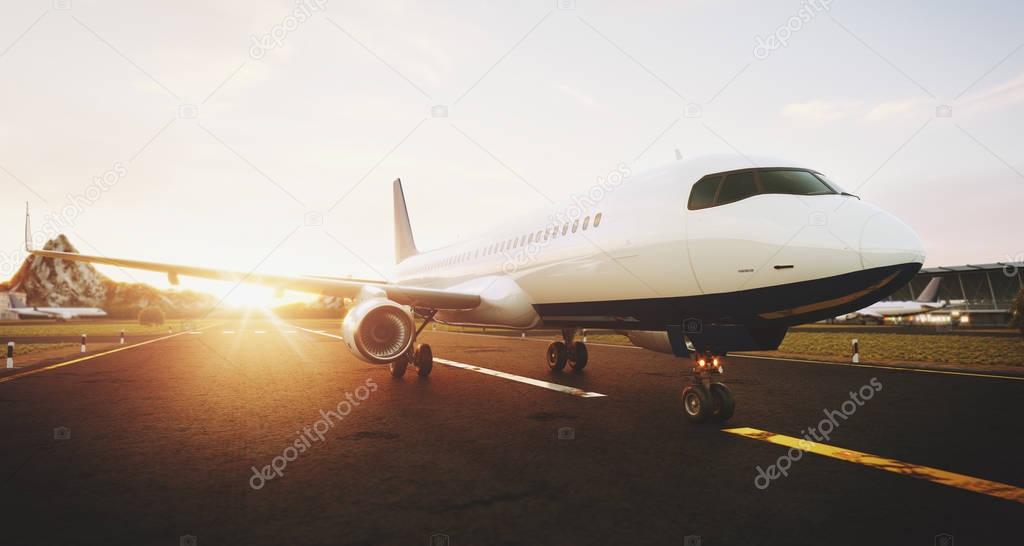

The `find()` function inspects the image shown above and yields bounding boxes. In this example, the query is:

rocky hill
[0,235,217,318]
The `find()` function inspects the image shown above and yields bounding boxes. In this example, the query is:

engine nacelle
[342,298,415,364]
[624,331,675,354]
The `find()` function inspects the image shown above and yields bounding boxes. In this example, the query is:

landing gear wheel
[569,341,588,372]
[414,343,433,377]
[547,341,568,372]
[709,382,735,422]
[681,384,711,423]
[389,359,408,378]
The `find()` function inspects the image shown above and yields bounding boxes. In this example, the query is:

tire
[415,344,433,377]
[389,359,408,378]
[709,382,735,422]
[569,342,588,372]
[681,384,711,423]
[546,341,567,372]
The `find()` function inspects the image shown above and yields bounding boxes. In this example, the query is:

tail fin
[915,277,941,303]
[24,202,33,252]
[393,179,419,263]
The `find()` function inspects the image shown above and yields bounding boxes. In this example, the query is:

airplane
[20,154,925,423]
[835,277,946,323]
[9,306,108,320]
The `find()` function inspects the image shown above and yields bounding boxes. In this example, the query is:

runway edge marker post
[6,341,12,368]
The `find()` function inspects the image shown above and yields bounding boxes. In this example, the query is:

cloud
[959,71,1024,115]
[781,99,862,124]
[865,97,929,121]
[554,83,602,110]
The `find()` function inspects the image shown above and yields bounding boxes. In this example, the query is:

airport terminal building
[884,261,1023,326]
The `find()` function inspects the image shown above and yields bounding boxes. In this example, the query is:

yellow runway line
[724,427,1024,505]
[0,325,217,385]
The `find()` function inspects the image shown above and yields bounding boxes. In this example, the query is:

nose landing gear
[680,352,734,423]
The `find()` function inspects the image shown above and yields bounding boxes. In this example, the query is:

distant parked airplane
[836,277,946,323]
[9,306,108,320]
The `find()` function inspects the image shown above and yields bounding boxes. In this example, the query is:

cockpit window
[688,168,838,210]
[688,175,721,210]
[760,170,834,196]
[717,171,758,206]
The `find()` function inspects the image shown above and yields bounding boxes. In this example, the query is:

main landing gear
[389,311,436,379]
[680,352,734,424]
[546,328,588,373]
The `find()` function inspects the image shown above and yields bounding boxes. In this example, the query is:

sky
[1,0,1022,305]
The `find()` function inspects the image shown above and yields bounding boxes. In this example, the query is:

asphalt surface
[0,319,1021,546]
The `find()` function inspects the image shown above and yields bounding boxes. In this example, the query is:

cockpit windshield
[688,168,842,210]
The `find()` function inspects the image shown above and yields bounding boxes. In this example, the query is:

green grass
[0,319,218,337]
[9,343,77,357]
[551,332,1024,367]
[769,332,1024,366]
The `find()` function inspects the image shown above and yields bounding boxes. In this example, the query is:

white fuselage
[392,155,925,329]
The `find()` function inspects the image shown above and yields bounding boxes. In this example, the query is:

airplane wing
[25,247,480,310]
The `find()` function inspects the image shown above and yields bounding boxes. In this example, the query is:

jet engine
[342,298,415,364]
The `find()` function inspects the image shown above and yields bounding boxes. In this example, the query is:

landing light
[698,358,706,368]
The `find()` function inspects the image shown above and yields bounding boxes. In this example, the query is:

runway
[0,319,1020,545]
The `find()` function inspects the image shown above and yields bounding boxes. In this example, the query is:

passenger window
[716,172,758,206]
[593,213,602,227]
[688,175,722,210]
[572,219,579,233]
[582,216,590,230]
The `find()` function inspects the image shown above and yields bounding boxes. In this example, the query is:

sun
[220,284,281,310]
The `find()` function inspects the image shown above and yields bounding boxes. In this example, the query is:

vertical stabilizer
[915,277,942,303]
[24,202,33,251]
[393,179,419,263]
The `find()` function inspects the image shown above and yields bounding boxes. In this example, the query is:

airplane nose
[859,211,925,270]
